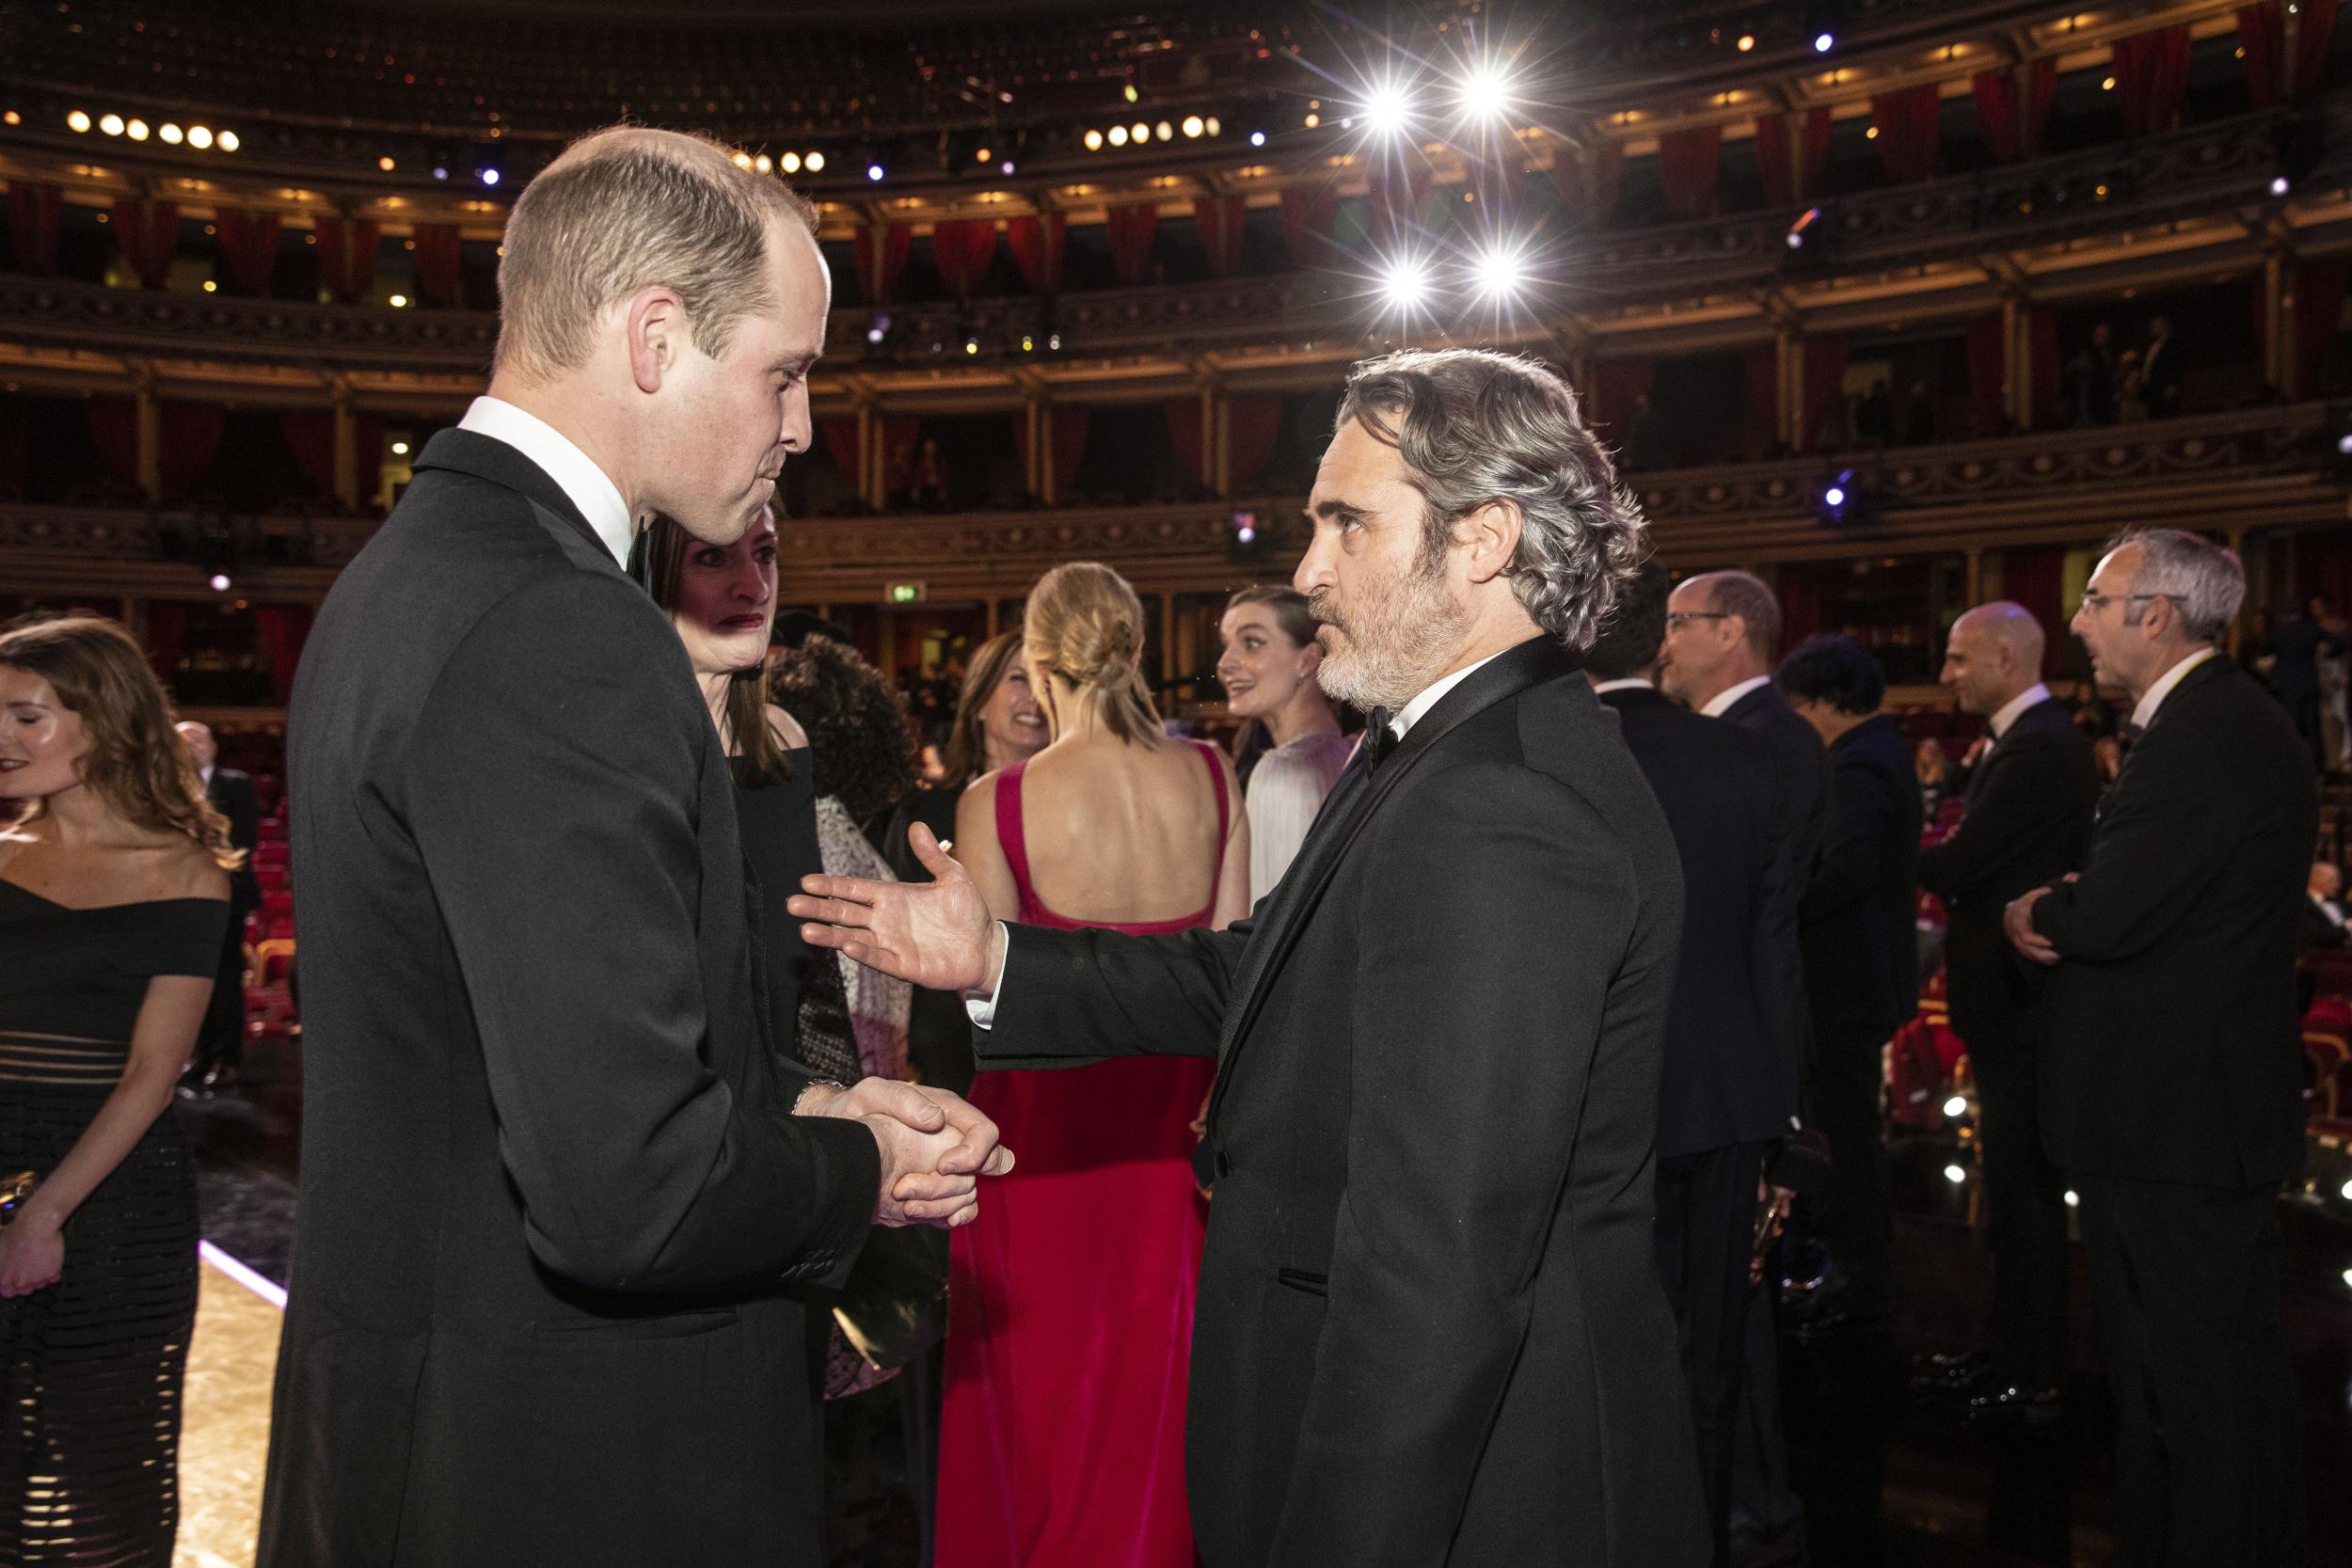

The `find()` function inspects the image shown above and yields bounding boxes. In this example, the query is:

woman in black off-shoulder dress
[0,616,234,1567]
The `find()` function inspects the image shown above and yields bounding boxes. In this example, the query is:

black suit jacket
[979,639,1707,1568]
[2030,656,2317,1187]
[1915,698,2099,1052]
[1721,681,1828,1090]
[1798,713,1922,1034]
[1600,685,1796,1155]
[2297,895,2348,954]
[258,430,880,1568]
[206,765,262,914]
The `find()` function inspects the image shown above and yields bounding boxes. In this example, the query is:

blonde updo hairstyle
[1022,562,1161,747]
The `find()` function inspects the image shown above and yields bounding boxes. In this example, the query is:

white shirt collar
[2130,647,2218,730]
[1391,648,1512,738]
[1986,682,2053,740]
[1700,673,1773,720]
[457,396,635,567]
[1592,676,1655,695]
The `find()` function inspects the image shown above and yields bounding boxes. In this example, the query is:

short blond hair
[1024,562,1161,747]
[493,125,818,382]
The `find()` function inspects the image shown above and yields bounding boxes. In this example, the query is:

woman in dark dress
[0,615,233,1566]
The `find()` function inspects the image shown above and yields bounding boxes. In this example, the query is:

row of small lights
[64,108,239,151]
[1085,114,1228,151]
[731,149,829,176]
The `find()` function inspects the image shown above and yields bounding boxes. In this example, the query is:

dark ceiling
[359,0,1168,23]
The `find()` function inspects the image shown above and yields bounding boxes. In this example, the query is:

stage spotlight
[1108,125,1129,147]
[866,163,885,182]
[1814,31,1835,53]
[1823,483,1846,507]
[1249,130,1266,147]
[99,113,124,135]
[804,151,826,172]
[1457,60,1517,122]
[1377,254,1430,312]
[1361,77,1415,138]
[188,124,214,149]
[1086,129,1104,150]
[479,167,501,186]
[67,110,91,133]
[1470,239,1530,301]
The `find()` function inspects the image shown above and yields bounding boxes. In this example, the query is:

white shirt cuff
[963,922,1009,1029]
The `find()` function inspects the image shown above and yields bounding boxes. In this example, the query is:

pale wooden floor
[174,1255,280,1568]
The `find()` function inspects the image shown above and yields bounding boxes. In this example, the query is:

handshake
[795,1078,1014,1230]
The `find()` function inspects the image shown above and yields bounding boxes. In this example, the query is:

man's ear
[625,286,685,394]
[1458,499,1523,586]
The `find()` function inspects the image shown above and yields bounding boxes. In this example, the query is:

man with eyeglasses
[2005,528,2312,1567]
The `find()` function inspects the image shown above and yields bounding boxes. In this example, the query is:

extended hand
[787,823,1002,993]
[0,1214,62,1298]
[2003,885,2061,966]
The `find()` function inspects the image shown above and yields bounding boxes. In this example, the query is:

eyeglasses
[1664,610,1730,628]
[2074,590,2180,617]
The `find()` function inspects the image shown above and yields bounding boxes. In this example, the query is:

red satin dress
[935,743,1226,1568]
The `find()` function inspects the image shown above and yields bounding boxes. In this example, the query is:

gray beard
[1313,565,1469,713]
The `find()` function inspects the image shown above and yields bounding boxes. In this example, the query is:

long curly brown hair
[766,635,916,823]
[0,614,239,866]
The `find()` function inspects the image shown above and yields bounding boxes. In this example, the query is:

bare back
[956,731,1250,931]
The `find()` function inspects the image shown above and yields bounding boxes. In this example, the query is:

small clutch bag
[0,1171,37,1228]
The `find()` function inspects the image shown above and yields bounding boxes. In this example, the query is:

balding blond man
[259,128,1009,1568]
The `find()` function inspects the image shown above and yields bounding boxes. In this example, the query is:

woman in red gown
[937,562,1249,1568]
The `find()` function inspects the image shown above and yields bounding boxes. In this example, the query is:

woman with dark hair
[0,614,234,1566]
[882,632,1047,1096]
[935,562,1248,1568]
[1216,585,1352,901]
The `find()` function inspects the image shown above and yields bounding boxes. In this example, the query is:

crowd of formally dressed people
[0,122,2327,1568]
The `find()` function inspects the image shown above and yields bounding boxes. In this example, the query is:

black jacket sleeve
[1916,739,2035,898]
[406,572,881,1295]
[1802,743,1899,924]
[976,918,1250,1070]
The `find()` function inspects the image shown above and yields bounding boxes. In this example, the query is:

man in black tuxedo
[797,348,1708,1566]
[1915,604,2099,1415]
[2009,529,2312,1566]
[1589,562,1794,1560]
[175,719,258,1089]
[2299,860,2349,954]
[258,128,1009,1568]
[1778,635,1922,1325]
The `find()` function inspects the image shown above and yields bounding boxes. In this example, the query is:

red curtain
[1657,125,1724,221]
[2299,0,2340,94]
[1166,399,1205,482]
[819,416,862,483]
[2000,547,2066,670]
[6,182,63,276]
[930,219,1000,301]
[1593,357,1657,453]
[158,402,226,500]
[145,602,188,682]
[1744,343,1781,443]
[256,604,312,706]
[1193,196,1248,277]
[1278,187,1339,265]
[1973,61,2057,161]
[1049,406,1088,500]
[880,415,921,497]
[852,223,914,305]
[2241,4,2288,105]
[111,198,181,289]
[312,216,379,302]
[1754,109,1831,207]
[2297,258,2350,393]
[1871,86,1944,183]
[1549,143,1625,227]
[1104,203,1159,287]
[87,397,140,487]
[1965,315,2007,434]
[1005,213,1066,293]
[280,410,338,497]
[1227,394,1282,492]
[2029,308,2060,428]
[1801,337,1850,449]
[214,208,280,295]
[2113,26,2193,136]
[409,224,463,308]
[1776,569,1821,646]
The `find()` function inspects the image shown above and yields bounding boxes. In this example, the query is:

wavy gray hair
[1336,348,1646,653]
[2111,527,2245,642]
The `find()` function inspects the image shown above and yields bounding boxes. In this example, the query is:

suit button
[1214,1149,1232,1180]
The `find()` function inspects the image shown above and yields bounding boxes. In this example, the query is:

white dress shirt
[1700,673,1773,720]
[456,396,635,567]
[972,645,1517,1026]
[2130,647,2218,731]
[1591,677,1655,696]
[1985,681,2053,741]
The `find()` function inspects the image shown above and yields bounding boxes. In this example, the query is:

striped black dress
[0,881,227,1566]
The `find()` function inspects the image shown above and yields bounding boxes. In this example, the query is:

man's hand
[797,1076,1014,1228]
[2004,884,2062,965]
[787,824,1004,992]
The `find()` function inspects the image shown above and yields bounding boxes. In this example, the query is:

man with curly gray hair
[792,345,1709,1564]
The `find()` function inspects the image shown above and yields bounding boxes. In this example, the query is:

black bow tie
[1360,708,1398,769]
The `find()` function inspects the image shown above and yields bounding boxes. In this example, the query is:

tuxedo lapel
[1204,637,1575,1129]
